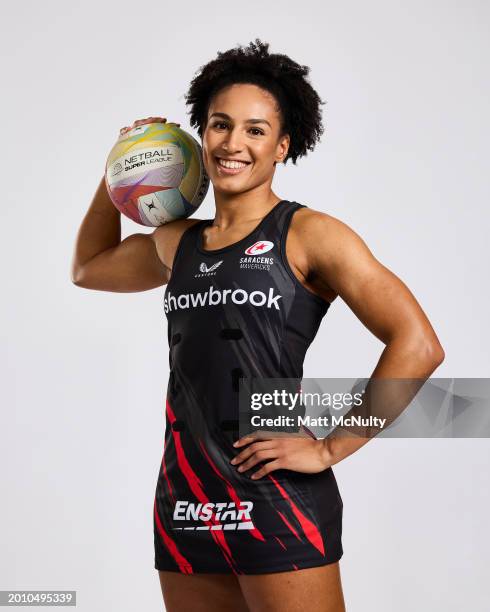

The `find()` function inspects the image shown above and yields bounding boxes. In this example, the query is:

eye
[211,121,264,136]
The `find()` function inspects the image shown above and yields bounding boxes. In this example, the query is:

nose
[222,126,244,153]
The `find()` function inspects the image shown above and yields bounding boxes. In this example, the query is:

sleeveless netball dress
[153,200,343,574]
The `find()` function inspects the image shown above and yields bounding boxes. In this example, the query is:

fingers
[231,440,275,464]
[233,435,255,448]
[235,449,279,474]
[131,116,167,126]
[231,441,280,480]
[119,116,175,136]
[250,459,282,480]
[233,432,271,448]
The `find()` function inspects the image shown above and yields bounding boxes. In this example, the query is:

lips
[214,156,252,176]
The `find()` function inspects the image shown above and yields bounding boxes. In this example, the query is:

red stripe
[273,535,287,551]
[199,439,266,542]
[269,474,325,556]
[161,449,176,505]
[276,509,301,540]
[154,499,193,574]
[166,399,240,574]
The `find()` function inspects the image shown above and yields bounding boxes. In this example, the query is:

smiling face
[201,83,290,195]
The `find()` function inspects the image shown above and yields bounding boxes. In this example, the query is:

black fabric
[153,200,343,574]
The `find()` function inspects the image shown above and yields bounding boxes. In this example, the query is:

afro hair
[184,39,325,165]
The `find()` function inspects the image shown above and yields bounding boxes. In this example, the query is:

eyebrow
[209,112,272,128]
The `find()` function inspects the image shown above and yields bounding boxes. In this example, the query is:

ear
[275,133,290,164]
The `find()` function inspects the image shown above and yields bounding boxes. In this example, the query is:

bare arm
[227,209,447,480]
[70,175,170,292]
[70,116,200,293]
[303,210,445,368]
[302,210,445,464]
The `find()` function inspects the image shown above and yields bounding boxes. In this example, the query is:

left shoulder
[283,205,374,304]
[289,205,369,254]
[287,203,383,302]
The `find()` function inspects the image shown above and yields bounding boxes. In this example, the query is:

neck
[211,184,282,230]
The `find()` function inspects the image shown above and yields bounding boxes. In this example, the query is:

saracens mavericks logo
[245,240,274,255]
[172,500,255,531]
[241,240,275,271]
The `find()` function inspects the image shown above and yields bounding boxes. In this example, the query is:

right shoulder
[151,217,204,272]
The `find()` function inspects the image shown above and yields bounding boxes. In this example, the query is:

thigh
[158,570,250,612]
[237,562,346,612]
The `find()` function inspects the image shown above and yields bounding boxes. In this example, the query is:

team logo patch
[172,500,255,531]
[195,260,223,278]
[244,241,274,255]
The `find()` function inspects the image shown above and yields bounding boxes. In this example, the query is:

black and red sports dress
[153,199,343,574]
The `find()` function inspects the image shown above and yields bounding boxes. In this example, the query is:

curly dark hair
[184,39,325,165]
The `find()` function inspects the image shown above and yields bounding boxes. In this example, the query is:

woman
[72,40,444,611]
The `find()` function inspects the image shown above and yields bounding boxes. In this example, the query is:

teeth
[218,158,248,169]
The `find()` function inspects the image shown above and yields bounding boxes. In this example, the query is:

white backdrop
[1,1,489,610]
